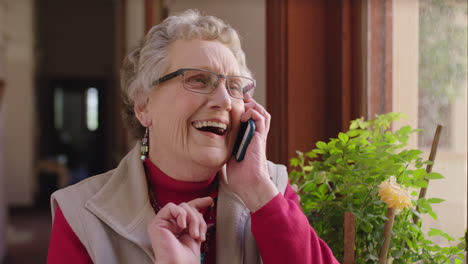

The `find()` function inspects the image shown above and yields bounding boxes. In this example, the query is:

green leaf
[290,157,300,166]
[318,184,328,195]
[428,228,455,241]
[338,132,349,143]
[302,182,317,193]
[316,141,328,149]
[427,198,445,204]
[313,149,326,154]
[335,141,344,149]
[412,169,427,180]
[415,159,424,168]
[413,180,429,188]
[404,237,415,250]
[428,210,437,220]
[305,150,317,158]
[347,130,360,137]
[426,172,444,180]
[360,221,373,233]
[428,228,445,237]
[423,160,433,165]
[398,125,412,135]
[329,149,343,155]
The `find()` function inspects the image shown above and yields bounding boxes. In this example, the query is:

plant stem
[413,125,442,224]
[379,208,396,264]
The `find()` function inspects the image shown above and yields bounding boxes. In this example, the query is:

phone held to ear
[232,119,256,161]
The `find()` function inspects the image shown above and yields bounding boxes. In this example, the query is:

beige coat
[51,143,289,264]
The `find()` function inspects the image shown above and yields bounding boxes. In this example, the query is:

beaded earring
[141,127,149,160]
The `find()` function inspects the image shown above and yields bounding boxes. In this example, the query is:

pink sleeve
[47,206,93,264]
[251,184,339,264]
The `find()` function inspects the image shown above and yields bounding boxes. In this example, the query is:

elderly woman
[47,10,338,264]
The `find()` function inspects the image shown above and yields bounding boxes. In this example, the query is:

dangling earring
[141,127,149,160]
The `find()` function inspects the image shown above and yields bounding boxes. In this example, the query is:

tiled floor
[3,207,51,264]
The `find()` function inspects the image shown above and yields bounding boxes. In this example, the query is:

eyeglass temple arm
[243,82,255,94]
[153,69,184,86]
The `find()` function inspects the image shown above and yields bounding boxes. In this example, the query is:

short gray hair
[121,9,251,139]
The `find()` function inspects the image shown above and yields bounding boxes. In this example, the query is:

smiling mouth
[192,121,227,136]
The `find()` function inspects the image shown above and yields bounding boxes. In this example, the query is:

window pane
[86,87,99,131]
[418,0,467,150]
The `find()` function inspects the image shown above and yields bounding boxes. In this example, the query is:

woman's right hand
[147,197,213,264]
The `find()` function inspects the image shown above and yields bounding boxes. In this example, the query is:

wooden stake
[343,212,355,264]
[413,125,443,224]
[379,208,396,264]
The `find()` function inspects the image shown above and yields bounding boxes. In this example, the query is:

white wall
[167,0,267,107]
[3,0,35,206]
[392,0,419,147]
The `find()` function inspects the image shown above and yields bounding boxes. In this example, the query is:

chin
[193,148,230,169]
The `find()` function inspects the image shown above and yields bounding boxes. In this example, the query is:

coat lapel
[216,165,250,263]
[85,143,156,261]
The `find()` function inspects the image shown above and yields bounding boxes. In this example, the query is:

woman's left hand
[226,94,279,212]
[147,197,213,264]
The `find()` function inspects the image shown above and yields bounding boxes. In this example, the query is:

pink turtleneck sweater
[47,160,338,264]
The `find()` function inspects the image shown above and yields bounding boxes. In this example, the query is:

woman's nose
[209,80,232,110]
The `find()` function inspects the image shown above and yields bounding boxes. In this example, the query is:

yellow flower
[378,176,414,210]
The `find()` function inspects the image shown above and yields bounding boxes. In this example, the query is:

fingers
[242,95,271,136]
[187,197,213,210]
[149,197,212,242]
[187,197,213,241]
[154,202,187,231]
[179,203,206,241]
[244,93,269,118]
[242,109,266,135]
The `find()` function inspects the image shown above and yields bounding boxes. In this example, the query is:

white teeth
[193,121,227,130]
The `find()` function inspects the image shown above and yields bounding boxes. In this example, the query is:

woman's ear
[134,101,152,127]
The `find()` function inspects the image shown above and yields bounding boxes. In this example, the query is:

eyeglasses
[153,68,256,99]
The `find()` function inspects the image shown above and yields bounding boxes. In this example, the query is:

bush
[289,113,465,263]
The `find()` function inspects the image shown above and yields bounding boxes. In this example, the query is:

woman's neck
[143,158,217,205]
[148,153,221,182]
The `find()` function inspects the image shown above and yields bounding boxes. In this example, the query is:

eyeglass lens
[182,70,254,99]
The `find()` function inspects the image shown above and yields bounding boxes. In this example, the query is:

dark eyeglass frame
[152,68,256,99]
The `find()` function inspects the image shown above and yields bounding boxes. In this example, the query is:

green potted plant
[289,112,465,263]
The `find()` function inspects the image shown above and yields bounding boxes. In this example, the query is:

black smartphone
[232,119,256,161]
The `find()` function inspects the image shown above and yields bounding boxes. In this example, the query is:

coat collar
[85,143,156,260]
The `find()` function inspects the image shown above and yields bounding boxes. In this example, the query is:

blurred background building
[0,0,466,262]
